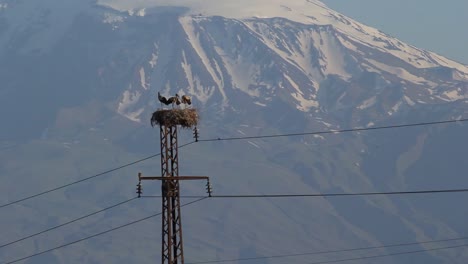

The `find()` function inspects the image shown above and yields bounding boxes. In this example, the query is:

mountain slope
[94,0,468,123]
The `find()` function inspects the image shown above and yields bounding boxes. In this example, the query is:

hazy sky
[322,0,468,65]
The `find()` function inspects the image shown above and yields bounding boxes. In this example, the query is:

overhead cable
[303,243,468,264]
[199,118,467,142]
[2,118,466,209]
[186,236,468,264]
[141,187,468,199]
[207,188,468,198]
[0,141,196,209]
[0,197,138,249]
[3,197,207,264]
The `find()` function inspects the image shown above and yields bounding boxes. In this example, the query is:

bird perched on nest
[158,92,168,105]
[158,92,180,107]
[174,94,192,107]
[180,94,192,105]
[167,94,180,106]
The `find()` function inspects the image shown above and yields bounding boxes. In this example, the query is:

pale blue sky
[322,0,468,65]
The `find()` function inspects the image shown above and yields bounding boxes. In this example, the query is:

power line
[0,141,196,209]
[0,197,138,249]
[186,236,468,264]
[2,118,466,209]
[199,118,468,142]
[208,188,468,198]
[304,243,468,264]
[1,117,466,259]
[141,187,468,199]
[3,198,207,264]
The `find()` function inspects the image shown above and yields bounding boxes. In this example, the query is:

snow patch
[237,130,246,135]
[136,8,146,16]
[440,89,466,101]
[149,53,158,67]
[452,70,468,82]
[215,46,261,98]
[391,100,403,113]
[365,59,435,86]
[139,67,149,90]
[117,89,144,122]
[314,29,350,78]
[103,13,125,24]
[247,141,261,149]
[313,134,325,140]
[181,50,215,104]
[404,96,416,106]
[284,74,318,112]
[428,53,468,76]
[128,8,146,16]
[357,96,376,110]
[336,35,359,53]
[98,0,327,24]
[180,17,228,106]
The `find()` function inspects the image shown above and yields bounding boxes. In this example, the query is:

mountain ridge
[96,0,468,72]
[111,12,467,123]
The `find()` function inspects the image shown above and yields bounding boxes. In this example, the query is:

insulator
[206,181,213,197]
[136,182,143,198]
[193,127,199,142]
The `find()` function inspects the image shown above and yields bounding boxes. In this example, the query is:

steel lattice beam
[160,125,184,264]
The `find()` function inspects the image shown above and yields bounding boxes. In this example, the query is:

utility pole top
[151,108,199,128]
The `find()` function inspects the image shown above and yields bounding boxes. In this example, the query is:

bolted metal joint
[162,181,178,197]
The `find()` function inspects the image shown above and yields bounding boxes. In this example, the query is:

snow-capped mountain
[0,0,466,127]
[96,0,468,123]
[0,1,467,264]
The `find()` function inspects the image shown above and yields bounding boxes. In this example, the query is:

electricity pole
[138,109,211,264]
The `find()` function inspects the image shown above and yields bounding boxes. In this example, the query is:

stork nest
[151,108,199,128]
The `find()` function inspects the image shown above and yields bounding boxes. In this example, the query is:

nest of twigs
[151,108,199,128]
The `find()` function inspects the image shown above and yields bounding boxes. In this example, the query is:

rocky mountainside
[0,0,467,263]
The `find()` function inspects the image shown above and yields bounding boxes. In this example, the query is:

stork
[180,95,192,105]
[166,94,180,107]
[158,92,180,108]
[158,92,169,106]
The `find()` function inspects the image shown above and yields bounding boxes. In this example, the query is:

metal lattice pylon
[160,125,184,264]
[138,110,210,263]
